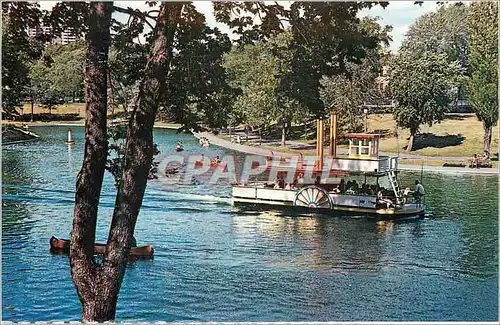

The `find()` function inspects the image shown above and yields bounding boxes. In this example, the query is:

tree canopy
[400,3,467,65]
[466,1,498,155]
[390,51,462,151]
[321,16,392,134]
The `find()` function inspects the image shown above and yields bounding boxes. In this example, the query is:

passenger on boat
[339,179,346,193]
[414,180,425,202]
[273,174,285,189]
[351,180,359,193]
[214,155,221,163]
[314,175,321,186]
[296,172,304,185]
[278,175,285,189]
[377,190,394,209]
[332,184,341,194]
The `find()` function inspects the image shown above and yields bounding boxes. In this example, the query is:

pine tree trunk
[281,121,286,147]
[69,2,113,322]
[30,100,34,122]
[483,121,492,155]
[100,2,184,318]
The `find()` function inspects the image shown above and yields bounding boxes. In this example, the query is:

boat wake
[2,184,233,207]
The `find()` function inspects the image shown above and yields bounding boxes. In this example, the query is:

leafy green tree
[1,3,42,118]
[215,2,390,121]
[390,52,462,151]
[321,17,392,134]
[108,36,148,113]
[466,1,498,155]
[401,3,467,65]
[43,40,86,102]
[400,3,468,104]
[224,31,303,146]
[158,5,236,132]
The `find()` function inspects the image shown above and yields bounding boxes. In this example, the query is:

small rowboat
[49,236,154,259]
[175,147,184,152]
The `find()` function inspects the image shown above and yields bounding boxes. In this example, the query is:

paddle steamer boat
[232,113,425,218]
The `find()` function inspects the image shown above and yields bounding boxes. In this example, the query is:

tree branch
[113,6,155,30]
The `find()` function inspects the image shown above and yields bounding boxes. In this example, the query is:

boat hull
[232,199,425,219]
[49,236,154,259]
[232,186,425,219]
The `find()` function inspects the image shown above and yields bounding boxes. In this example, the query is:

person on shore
[482,150,491,167]
[470,154,479,168]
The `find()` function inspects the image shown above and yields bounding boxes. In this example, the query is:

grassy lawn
[224,113,498,162]
[1,103,132,123]
[20,102,86,117]
[367,113,499,157]
[277,113,498,157]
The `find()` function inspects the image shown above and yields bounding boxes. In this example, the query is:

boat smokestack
[329,111,337,157]
[67,128,75,144]
[318,117,324,171]
[316,119,320,159]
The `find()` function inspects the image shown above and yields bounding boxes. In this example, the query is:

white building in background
[27,24,79,45]
[28,25,53,39]
[60,28,77,45]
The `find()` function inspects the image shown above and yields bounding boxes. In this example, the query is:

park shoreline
[5,120,182,129]
[6,120,497,174]
[193,131,499,175]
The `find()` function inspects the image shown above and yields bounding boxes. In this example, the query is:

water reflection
[231,211,402,274]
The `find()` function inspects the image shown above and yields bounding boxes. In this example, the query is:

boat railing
[399,194,426,208]
[388,156,398,171]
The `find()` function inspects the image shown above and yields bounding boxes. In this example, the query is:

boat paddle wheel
[293,186,332,209]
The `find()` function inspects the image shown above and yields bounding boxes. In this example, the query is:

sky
[38,1,441,52]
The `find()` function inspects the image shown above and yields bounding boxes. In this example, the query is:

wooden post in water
[329,111,337,158]
[67,128,75,144]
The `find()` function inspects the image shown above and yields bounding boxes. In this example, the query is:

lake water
[2,126,498,322]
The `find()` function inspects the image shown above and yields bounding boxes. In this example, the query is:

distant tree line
[389,2,498,153]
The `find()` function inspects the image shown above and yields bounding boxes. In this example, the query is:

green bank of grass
[220,113,499,164]
[368,113,499,157]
